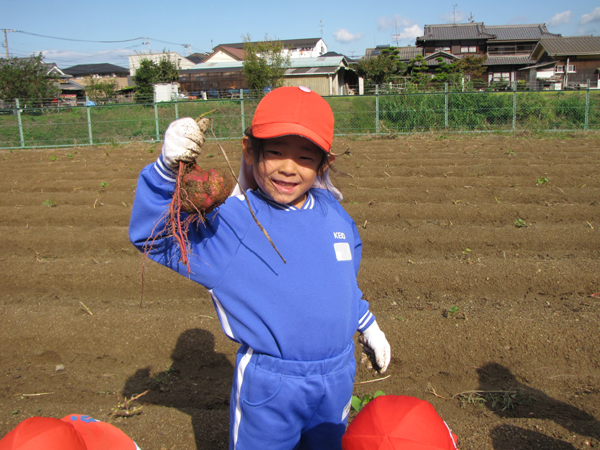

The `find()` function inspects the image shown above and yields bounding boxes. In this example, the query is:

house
[415,22,561,85]
[178,53,357,97]
[178,38,355,96]
[186,52,210,65]
[128,52,196,76]
[363,44,422,62]
[203,38,328,64]
[62,63,131,89]
[1,58,86,104]
[523,36,600,89]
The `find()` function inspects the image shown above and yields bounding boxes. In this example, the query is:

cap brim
[252,122,331,152]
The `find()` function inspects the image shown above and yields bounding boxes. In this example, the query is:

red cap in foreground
[342,395,458,450]
[0,414,137,450]
[251,86,334,152]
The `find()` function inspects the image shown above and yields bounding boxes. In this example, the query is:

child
[342,395,458,450]
[129,86,391,450]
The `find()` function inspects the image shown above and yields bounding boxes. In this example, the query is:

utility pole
[2,29,16,59]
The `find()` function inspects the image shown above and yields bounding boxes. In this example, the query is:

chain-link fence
[1,86,598,149]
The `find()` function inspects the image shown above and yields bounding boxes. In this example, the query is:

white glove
[359,321,391,373]
[161,117,210,170]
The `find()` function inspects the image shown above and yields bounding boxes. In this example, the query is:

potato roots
[169,161,235,271]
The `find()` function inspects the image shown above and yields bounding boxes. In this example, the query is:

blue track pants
[229,343,356,450]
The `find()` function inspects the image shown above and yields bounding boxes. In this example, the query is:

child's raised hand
[359,321,391,374]
[162,117,210,170]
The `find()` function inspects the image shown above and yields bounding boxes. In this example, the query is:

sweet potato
[179,163,235,215]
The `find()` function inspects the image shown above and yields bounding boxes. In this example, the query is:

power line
[15,30,146,43]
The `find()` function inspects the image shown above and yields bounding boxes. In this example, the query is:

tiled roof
[417,23,561,42]
[536,36,600,56]
[484,55,536,65]
[364,46,422,61]
[418,23,495,41]
[484,24,561,41]
[62,63,129,76]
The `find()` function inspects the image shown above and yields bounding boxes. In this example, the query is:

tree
[454,54,487,80]
[85,77,118,103]
[406,55,430,87]
[242,35,291,93]
[430,57,459,85]
[0,53,59,104]
[356,47,407,85]
[356,54,398,85]
[133,53,180,101]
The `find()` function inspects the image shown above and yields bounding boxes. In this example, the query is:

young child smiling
[129,86,391,450]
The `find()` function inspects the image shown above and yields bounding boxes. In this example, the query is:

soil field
[1,133,599,450]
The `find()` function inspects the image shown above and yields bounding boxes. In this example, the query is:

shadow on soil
[122,328,233,449]
[478,363,599,449]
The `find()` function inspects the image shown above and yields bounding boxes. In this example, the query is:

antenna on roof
[452,4,458,24]
[393,20,399,46]
[468,12,474,23]
[319,19,324,38]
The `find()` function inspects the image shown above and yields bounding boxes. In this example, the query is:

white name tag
[334,242,352,261]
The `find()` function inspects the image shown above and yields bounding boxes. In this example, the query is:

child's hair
[244,127,331,176]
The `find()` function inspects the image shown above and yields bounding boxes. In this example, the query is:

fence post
[512,82,517,131]
[584,80,590,132]
[85,96,93,145]
[153,93,160,141]
[240,89,245,137]
[444,83,449,129]
[375,85,380,134]
[15,99,25,148]
[174,93,179,120]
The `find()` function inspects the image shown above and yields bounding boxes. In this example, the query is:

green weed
[49,155,58,161]
[42,199,56,207]
[351,390,385,412]
[66,152,74,159]
[514,218,527,228]
[99,181,109,190]
[447,306,460,315]
[537,175,549,185]
[457,390,534,412]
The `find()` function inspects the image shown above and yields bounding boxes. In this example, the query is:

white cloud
[377,15,415,31]
[438,10,467,24]
[333,29,363,44]
[392,24,423,42]
[580,7,600,24]
[548,11,572,27]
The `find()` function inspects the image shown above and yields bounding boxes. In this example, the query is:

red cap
[0,415,137,450]
[251,86,334,152]
[342,396,458,450]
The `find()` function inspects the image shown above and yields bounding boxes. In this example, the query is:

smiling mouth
[273,180,298,191]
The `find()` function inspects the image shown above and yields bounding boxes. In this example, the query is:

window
[567,65,576,73]
[492,72,510,81]
[555,65,564,74]
[461,46,477,53]
[435,46,451,52]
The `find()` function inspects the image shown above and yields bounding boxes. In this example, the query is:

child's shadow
[122,328,233,449]
[477,363,599,449]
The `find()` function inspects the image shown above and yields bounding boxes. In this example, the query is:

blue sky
[2,0,599,69]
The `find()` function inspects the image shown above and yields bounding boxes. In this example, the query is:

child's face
[243,135,332,208]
